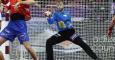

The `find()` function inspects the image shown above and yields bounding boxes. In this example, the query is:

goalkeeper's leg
[71,36,100,60]
[46,34,65,60]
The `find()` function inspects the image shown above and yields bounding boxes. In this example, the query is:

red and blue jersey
[9,0,31,21]
[10,0,29,14]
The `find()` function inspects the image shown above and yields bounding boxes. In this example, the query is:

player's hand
[107,27,113,38]
[3,5,9,13]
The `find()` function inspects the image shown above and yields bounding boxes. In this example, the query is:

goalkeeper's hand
[44,8,52,17]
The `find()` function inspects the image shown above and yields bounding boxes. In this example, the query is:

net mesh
[9,0,115,60]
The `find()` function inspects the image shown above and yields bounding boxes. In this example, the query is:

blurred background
[6,0,115,60]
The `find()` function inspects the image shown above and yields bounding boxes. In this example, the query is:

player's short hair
[56,0,64,4]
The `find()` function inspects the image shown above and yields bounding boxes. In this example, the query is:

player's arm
[107,15,115,37]
[19,0,36,5]
[0,3,3,12]
[14,0,40,10]
[14,0,36,11]
[47,13,57,31]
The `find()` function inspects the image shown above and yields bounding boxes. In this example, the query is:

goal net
[9,0,114,60]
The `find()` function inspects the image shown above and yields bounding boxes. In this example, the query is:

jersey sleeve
[47,12,58,31]
[66,11,72,22]
[67,12,73,27]
[47,12,56,25]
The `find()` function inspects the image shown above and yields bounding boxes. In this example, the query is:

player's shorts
[0,20,29,44]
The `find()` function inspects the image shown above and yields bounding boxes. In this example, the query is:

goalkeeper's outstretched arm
[44,9,57,31]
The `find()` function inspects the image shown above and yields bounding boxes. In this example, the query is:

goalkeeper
[44,0,101,60]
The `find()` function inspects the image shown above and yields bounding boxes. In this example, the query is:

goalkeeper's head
[56,0,64,11]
